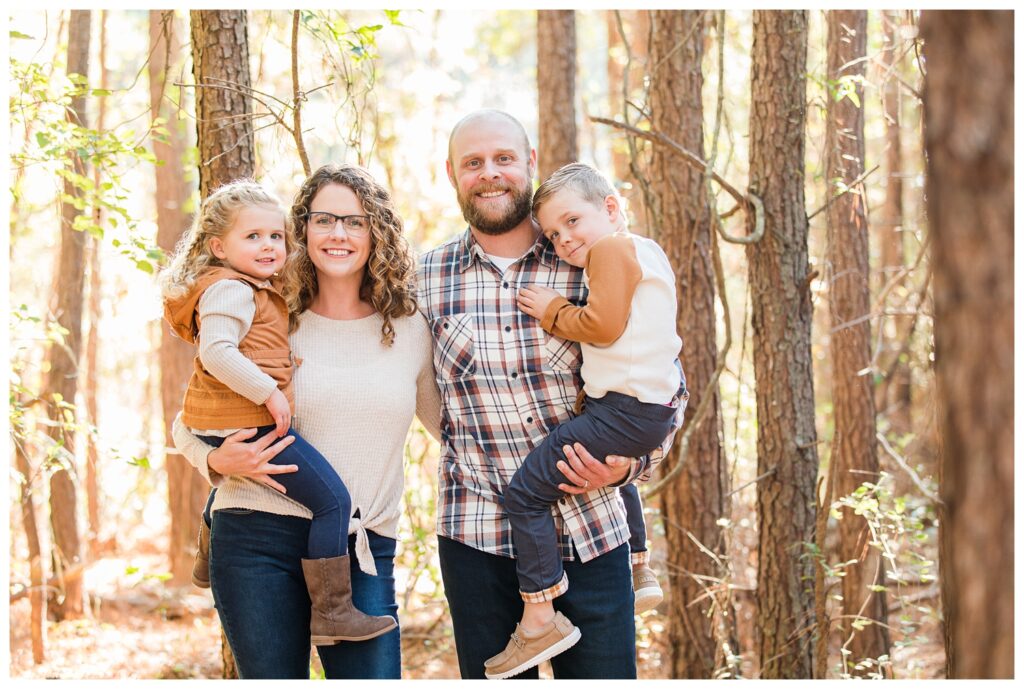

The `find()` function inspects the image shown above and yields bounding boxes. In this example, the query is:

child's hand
[517,285,562,320]
[265,388,291,437]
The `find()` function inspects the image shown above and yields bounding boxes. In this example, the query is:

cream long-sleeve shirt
[172,309,442,575]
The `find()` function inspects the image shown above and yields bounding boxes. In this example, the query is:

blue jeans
[210,509,400,679]
[438,536,636,679]
[504,392,675,595]
[619,482,647,555]
[199,425,351,559]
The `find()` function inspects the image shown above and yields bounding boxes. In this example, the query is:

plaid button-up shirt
[417,228,661,564]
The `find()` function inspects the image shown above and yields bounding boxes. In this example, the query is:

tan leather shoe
[632,564,663,614]
[483,611,581,680]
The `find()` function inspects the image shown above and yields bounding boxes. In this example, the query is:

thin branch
[876,432,940,504]
[292,11,311,176]
[591,115,765,245]
[808,164,880,220]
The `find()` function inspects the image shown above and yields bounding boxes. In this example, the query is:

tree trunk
[649,9,733,678]
[922,10,1014,679]
[150,9,206,587]
[190,10,256,196]
[747,10,818,679]
[536,10,577,180]
[876,11,912,435]
[825,10,890,675]
[83,10,109,557]
[43,8,92,621]
[16,440,46,663]
[190,11,257,677]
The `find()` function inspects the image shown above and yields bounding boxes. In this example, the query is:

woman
[172,163,441,679]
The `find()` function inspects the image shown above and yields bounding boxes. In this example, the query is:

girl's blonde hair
[290,164,418,347]
[159,180,304,330]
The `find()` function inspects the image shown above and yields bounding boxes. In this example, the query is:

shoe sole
[484,626,582,680]
[311,619,398,646]
[634,587,663,614]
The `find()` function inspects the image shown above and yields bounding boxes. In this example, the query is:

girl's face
[209,204,287,280]
[305,183,372,287]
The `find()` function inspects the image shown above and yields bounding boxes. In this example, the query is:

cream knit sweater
[172,308,442,575]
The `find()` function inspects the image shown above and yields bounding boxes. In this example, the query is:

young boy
[483,163,687,679]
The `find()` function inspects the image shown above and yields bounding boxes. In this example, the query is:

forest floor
[9,546,946,680]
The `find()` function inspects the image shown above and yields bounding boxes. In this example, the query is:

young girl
[160,180,396,645]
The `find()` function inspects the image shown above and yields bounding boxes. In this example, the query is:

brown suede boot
[301,555,397,646]
[191,520,211,589]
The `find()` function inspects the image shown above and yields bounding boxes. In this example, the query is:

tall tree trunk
[747,10,818,679]
[876,11,912,435]
[536,10,577,180]
[825,10,890,675]
[150,10,205,587]
[649,9,732,678]
[16,440,46,663]
[43,8,92,621]
[84,9,108,557]
[607,10,652,235]
[189,11,256,677]
[190,10,256,196]
[922,10,1014,679]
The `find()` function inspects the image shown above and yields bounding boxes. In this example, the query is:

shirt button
[525,416,533,424]
[504,325,512,333]
[511,371,518,379]
[442,322,449,330]
[503,281,510,289]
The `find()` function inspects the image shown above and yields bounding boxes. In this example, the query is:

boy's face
[536,188,621,268]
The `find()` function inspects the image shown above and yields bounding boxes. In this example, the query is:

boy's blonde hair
[159,180,303,329]
[532,162,622,220]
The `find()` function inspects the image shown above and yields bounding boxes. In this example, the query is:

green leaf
[10,30,34,40]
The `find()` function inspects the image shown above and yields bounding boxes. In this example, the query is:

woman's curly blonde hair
[159,180,304,331]
[290,164,417,347]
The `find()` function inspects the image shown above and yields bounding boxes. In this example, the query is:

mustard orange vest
[164,266,295,429]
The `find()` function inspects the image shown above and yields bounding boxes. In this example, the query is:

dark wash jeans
[504,391,676,595]
[438,536,636,679]
[199,425,351,559]
[209,509,400,679]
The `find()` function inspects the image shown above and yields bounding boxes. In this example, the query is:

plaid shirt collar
[454,226,559,273]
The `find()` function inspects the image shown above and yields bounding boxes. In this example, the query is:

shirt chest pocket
[543,334,582,373]
[431,313,477,382]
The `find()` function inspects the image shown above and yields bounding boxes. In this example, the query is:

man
[417,109,672,679]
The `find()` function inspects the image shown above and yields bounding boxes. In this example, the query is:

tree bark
[747,10,818,679]
[190,10,256,196]
[649,9,733,678]
[43,8,92,621]
[922,10,1014,679]
[876,11,912,435]
[189,11,256,677]
[149,9,207,587]
[537,10,578,180]
[16,440,46,663]
[825,10,890,674]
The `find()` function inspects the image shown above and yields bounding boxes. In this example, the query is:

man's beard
[457,182,533,236]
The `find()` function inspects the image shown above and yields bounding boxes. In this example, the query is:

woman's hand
[207,428,298,494]
[556,442,631,494]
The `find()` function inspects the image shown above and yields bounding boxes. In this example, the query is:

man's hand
[265,388,291,437]
[207,428,298,494]
[556,442,631,494]
[517,285,562,320]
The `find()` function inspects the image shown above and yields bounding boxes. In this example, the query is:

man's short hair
[532,163,618,218]
[447,109,531,166]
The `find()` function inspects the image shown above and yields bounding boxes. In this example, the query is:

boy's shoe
[301,555,398,646]
[633,564,663,614]
[483,611,581,680]
[191,520,211,589]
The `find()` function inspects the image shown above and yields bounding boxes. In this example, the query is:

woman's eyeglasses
[307,211,371,237]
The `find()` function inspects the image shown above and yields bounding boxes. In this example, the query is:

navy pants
[199,425,351,559]
[211,510,400,678]
[504,392,676,597]
[439,536,635,678]
[619,482,646,555]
